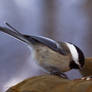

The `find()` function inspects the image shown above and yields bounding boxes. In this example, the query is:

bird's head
[65,42,85,70]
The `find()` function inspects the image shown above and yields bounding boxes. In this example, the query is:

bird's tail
[0,22,30,45]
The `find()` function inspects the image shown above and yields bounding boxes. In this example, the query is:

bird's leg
[49,66,68,79]
[50,70,68,79]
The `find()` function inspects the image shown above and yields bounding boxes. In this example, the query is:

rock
[6,75,70,92]
[6,75,92,92]
[6,58,92,92]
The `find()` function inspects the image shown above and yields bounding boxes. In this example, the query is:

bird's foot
[81,76,92,80]
[50,71,68,79]
[48,66,68,79]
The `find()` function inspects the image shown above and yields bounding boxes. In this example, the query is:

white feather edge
[35,36,61,49]
[65,42,80,65]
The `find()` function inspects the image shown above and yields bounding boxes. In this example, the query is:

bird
[0,22,85,79]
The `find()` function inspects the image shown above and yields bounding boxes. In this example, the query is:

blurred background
[0,0,92,92]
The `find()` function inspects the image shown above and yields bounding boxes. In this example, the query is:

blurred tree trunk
[84,0,92,56]
[42,0,56,39]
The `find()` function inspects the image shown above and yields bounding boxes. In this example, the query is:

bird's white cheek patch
[65,42,79,65]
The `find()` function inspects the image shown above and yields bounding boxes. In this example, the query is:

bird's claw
[81,76,92,80]
[50,71,68,79]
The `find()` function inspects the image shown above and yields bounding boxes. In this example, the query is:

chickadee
[0,23,85,79]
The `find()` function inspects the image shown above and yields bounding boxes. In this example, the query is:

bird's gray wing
[0,22,66,55]
[24,35,66,55]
